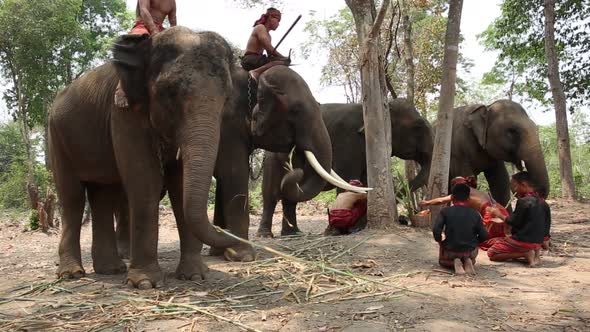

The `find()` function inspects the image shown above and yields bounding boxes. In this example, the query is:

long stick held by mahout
[273,14,302,52]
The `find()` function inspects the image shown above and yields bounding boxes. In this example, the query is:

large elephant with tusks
[258,99,434,236]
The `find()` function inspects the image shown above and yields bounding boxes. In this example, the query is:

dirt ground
[0,199,589,331]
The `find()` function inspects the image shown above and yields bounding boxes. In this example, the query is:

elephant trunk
[519,134,550,198]
[409,158,431,191]
[180,101,239,248]
[280,110,333,202]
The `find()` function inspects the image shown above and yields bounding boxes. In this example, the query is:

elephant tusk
[330,169,347,183]
[303,150,373,193]
[176,147,181,160]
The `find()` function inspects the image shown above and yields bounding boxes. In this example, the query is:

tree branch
[369,0,391,40]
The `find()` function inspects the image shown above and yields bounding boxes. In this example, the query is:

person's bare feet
[534,248,542,266]
[454,258,466,275]
[525,250,537,267]
[464,258,476,275]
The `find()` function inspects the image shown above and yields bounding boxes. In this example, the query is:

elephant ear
[112,34,152,108]
[465,104,489,149]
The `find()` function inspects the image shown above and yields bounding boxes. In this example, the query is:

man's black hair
[512,171,535,186]
[451,183,470,202]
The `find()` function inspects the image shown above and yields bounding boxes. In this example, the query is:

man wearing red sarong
[326,180,368,235]
[486,171,552,267]
[419,175,509,250]
[114,0,177,108]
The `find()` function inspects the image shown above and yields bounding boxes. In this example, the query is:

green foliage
[0,161,52,210]
[480,0,590,110]
[313,189,337,204]
[29,209,39,230]
[0,0,131,128]
[0,122,26,174]
[539,116,590,199]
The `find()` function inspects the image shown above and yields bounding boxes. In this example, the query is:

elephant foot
[117,242,130,260]
[126,265,163,289]
[176,254,209,281]
[93,258,127,275]
[281,227,302,237]
[256,227,274,238]
[56,262,86,279]
[223,244,256,262]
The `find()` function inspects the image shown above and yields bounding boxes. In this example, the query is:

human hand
[418,200,428,207]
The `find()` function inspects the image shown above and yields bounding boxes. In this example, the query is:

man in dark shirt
[433,183,488,275]
[486,171,552,267]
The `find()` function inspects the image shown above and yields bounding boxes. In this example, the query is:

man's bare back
[136,0,177,34]
[332,192,367,210]
[419,187,493,213]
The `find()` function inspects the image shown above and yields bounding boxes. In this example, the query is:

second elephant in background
[258,99,434,237]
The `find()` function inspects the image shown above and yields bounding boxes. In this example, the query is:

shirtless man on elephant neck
[115,0,177,108]
[419,176,510,251]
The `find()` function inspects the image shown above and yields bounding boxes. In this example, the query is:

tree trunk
[543,0,575,200]
[15,80,39,210]
[401,0,419,213]
[346,0,397,228]
[402,0,415,104]
[425,0,464,218]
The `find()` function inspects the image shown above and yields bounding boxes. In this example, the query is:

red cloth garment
[129,20,164,35]
[518,191,545,201]
[328,199,367,230]
[487,236,541,258]
[478,201,509,250]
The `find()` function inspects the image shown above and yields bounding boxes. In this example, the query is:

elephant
[447,100,550,206]
[49,27,242,289]
[208,65,370,261]
[257,99,435,237]
[61,30,366,268]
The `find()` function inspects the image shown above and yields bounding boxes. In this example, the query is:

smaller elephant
[258,99,434,237]
[447,100,550,206]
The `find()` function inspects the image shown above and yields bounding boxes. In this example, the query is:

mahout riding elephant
[209,66,370,261]
[79,34,368,266]
[258,99,434,237]
[49,27,242,289]
[447,100,549,205]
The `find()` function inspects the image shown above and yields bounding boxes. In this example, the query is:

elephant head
[251,66,368,201]
[113,27,237,248]
[466,100,550,197]
[389,99,434,191]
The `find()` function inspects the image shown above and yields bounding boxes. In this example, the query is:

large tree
[345,0,397,228]
[425,0,463,216]
[543,0,575,199]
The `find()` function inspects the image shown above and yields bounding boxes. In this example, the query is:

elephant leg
[55,176,86,279]
[214,175,256,262]
[257,197,277,237]
[87,184,127,275]
[209,179,226,256]
[112,115,164,289]
[166,167,209,281]
[281,200,302,236]
[115,194,130,259]
[484,162,512,207]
